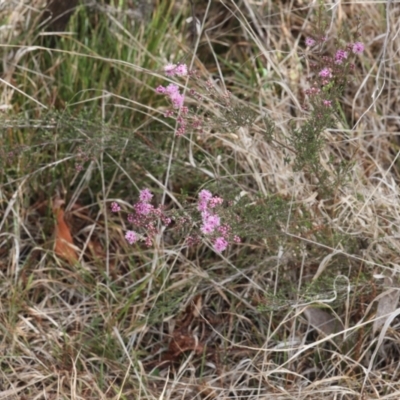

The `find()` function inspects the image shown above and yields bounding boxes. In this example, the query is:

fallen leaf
[372,276,400,334]
[303,306,344,336]
[52,197,78,264]
[168,329,204,356]
[144,294,223,371]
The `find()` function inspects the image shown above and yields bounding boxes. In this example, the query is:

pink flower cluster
[305,37,364,55]
[305,37,316,47]
[111,189,241,253]
[156,64,190,136]
[156,63,189,111]
[164,63,188,77]
[305,36,327,47]
[156,63,205,136]
[335,49,348,64]
[319,67,332,78]
[112,189,171,246]
[111,202,121,212]
[303,35,365,109]
[195,189,241,252]
[156,84,185,109]
[352,42,364,54]
[315,40,364,81]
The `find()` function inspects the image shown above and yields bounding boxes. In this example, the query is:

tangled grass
[1,0,400,399]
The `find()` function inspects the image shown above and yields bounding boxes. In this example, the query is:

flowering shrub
[111,189,171,247]
[286,30,365,190]
[303,37,364,110]
[194,189,241,251]
[155,63,257,137]
[111,189,241,252]
[110,13,365,252]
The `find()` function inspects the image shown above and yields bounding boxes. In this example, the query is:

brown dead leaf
[144,294,224,371]
[372,276,400,334]
[303,306,344,336]
[168,329,204,356]
[52,197,78,264]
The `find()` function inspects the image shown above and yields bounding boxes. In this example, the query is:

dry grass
[1,0,400,399]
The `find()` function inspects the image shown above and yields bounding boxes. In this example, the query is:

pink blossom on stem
[125,230,138,244]
[198,189,212,211]
[135,202,153,215]
[164,63,188,77]
[199,189,213,202]
[217,224,230,236]
[170,91,185,108]
[163,216,172,225]
[305,37,316,47]
[164,110,174,118]
[165,84,180,95]
[164,63,177,76]
[139,189,153,203]
[334,49,348,64]
[209,196,223,208]
[201,223,214,235]
[214,237,228,252]
[204,213,220,230]
[305,87,321,96]
[176,126,186,136]
[319,68,332,78]
[352,42,364,54]
[323,100,332,107]
[111,202,121,212]
[174,64,188,76]
[198,201,208,212]
[157,83,185,110]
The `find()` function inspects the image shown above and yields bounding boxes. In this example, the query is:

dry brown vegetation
[1,0,400,399]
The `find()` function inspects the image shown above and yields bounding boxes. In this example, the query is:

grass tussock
[1,0,400,399]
